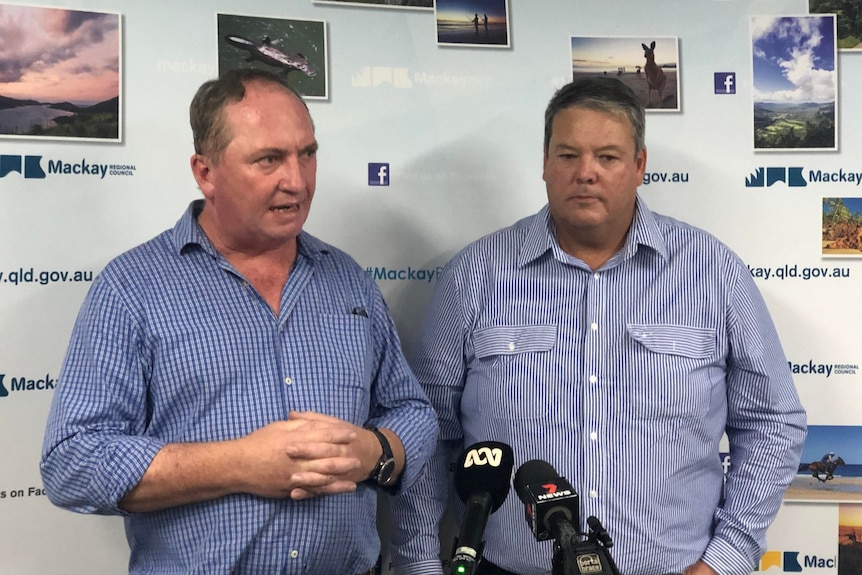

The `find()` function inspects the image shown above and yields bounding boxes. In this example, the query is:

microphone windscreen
[453,441,515,512]
[513,459,560,503]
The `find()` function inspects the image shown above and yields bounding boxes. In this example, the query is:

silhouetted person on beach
[472,13,479,33]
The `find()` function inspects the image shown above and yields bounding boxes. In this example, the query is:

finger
[290,480,357,500]
[285,438,361,460]
[290,456,362,477]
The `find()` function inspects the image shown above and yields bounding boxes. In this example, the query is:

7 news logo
[714,72,736,95]
[368,163,390,186]
[0,154,46,179]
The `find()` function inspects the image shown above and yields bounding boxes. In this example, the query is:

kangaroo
[641,41,666,108]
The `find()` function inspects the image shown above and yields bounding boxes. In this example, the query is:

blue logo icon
[368,163,390,186]
[714,72,736,95]
[745,167,807,188]
[0,155,46,179]
[0,374,8,398]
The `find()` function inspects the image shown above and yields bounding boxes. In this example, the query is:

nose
[574,155,597,184]
[277,155,307,192]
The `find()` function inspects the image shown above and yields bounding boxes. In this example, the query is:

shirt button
[290,550,299,559]
[508,342,515,351]
[590,322,598,331]
[589,375,597,384]
[589,489,598,499]
[590,431,597,440]
[284,377,293,385]
[593,273,600,280]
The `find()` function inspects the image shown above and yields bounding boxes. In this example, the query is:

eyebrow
[552,143,625,154]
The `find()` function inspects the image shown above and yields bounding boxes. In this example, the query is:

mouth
[270,204,298,213]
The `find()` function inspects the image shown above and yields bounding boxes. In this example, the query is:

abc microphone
[449,441,515,575]
[513,459,579,550]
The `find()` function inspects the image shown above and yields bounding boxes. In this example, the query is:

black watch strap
[366,426,397,487]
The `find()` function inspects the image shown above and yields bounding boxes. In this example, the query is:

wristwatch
[366,426,397,487]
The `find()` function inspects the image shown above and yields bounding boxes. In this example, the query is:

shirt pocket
[471,324,558,420]
[624,323,719,421]
[299,313,371,424]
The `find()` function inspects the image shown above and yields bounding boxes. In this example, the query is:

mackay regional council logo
[0,153,136,179]
[745,166,862,188]
[0,373,56,398]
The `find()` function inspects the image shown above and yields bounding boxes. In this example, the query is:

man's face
[192,81,317,253]
[543,106,646,254]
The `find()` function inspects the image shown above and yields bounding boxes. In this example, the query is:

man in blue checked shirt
[40,68,437,575]
[389,77,806,575]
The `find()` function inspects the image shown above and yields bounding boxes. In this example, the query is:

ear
[650,41,656,50]
[635,147,648,181]
[190,154,216,200]
[641,43,648,50]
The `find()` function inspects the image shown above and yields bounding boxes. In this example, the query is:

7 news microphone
[449,441,515,575]
[513,459,620,575]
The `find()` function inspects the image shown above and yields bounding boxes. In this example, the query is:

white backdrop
[0,0,859,573]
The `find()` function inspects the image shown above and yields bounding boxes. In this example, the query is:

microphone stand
[551,517,620,575]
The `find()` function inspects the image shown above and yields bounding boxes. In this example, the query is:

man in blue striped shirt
[40,69,437,575]
[390,78,806,575]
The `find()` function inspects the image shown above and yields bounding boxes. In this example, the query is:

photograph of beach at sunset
[435,0,509,47]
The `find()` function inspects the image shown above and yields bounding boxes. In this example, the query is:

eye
[258,154,279,165]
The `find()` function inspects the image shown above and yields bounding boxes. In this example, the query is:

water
[0,105,74,135]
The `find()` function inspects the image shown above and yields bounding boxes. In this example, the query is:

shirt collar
[171,199,330,260]
[518,195,669,267]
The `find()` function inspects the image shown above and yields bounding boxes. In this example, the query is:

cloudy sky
[0,4,119,105]
[752,15,836,104]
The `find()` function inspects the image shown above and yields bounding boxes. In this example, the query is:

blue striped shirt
[40,200,438,575]
[390,197,806,575]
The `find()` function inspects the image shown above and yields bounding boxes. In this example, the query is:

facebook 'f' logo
[368,162,389,186]
[714,72,736,94]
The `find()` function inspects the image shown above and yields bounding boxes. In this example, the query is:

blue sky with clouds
[752,15,836,104]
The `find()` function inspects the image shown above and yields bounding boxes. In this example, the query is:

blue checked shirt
[40,200,438,575]
[390,197,806,575]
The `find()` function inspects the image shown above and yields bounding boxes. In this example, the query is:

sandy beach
[572,71,679,111]
[785,475,862,502]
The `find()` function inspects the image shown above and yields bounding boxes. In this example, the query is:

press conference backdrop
[0,0,858,572]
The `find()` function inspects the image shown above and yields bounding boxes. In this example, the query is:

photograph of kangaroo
[570,36,679,111]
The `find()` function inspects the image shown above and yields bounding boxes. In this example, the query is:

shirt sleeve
[389,260,469,574]
[39,273,165,515]
[701,256,807,575]
[363,278,439,492]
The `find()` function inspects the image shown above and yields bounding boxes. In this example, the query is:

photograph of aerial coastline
[0,4,121,141]
[218,13,328,100]
[570,36,680,112]
[315,0,433,8]
[752,14,837,151]
[786,425,862,502]
[435,0,509,47]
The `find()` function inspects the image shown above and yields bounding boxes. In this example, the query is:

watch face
[377,459,396,486]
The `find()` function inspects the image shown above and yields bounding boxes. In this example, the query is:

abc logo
[464,447,503,467]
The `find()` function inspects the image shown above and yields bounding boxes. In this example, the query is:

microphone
[513,460,620,575]
[449,441,515,575]
[513,459,579,547]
